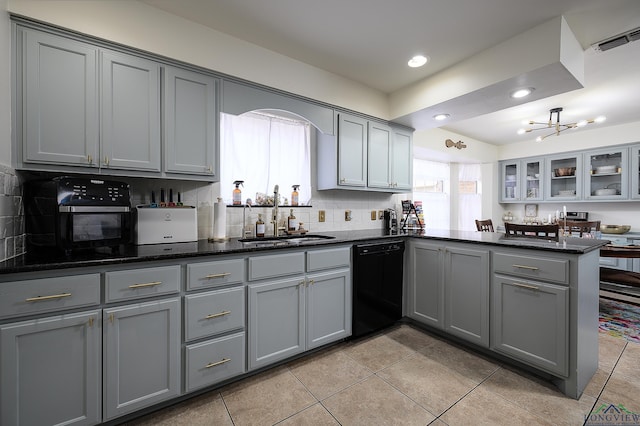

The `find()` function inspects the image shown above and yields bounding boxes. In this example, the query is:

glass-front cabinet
[546,153,582,201]
[631,145,640,199]
[499,158,544,203]
[583,147,628,200]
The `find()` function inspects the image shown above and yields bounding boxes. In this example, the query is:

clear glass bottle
[287,209,297,231]
[256,213,265,237]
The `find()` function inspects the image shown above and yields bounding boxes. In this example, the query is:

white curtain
[220,112,311,204]
[413,159,450,230]
[458,163,482,231]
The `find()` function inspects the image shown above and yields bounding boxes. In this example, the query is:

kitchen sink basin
[239,234,336,245]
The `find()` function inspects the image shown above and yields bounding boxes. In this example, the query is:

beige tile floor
[127,325,639,426]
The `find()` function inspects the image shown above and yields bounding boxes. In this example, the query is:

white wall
[6,0,388,119]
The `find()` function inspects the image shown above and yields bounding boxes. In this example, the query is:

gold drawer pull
[129,281,162,289]
[512,282,539,291]
[204,272,231,279]
[512,264,539,271]
[25,292,72,302]
[205,310,231,319]
[205,358,231,368]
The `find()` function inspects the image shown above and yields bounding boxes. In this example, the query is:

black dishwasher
[352,240,405,338]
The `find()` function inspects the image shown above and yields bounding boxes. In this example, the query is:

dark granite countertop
[0,229,609,275]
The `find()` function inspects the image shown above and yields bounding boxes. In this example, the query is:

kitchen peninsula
[0,229,606,425]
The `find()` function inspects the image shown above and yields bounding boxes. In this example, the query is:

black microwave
[24,176,132,252]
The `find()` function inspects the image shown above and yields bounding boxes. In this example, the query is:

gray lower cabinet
[164,66,218,176]
[306,269,351,349]
[491,275,568,377]
[0,310,102,426]
[20,27,99,168]
[407,241,489,347]
[103,298,181,420]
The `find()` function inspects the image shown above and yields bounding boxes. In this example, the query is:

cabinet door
[248,277,305,370]
[103,298,181,420]
[499,160,520,202]
[306,269,351,349]
[444,246,489,347]
[407,242,444,328]
[367,121,392,189]
[101,50,161,171]
[391,128,413,190]
[491,275,568,377]
[584,147,629,200]
[164,66,218,176]
[337,113,367,187]
[522,158,544,201]
[1,310,101,426]
[22,29,99,167]
[632,145,640,199]
[546,153,582,200]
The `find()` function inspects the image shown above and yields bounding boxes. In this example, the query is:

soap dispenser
[256,214,265,237]
[232,180,244,205]
[287,209,298,232]
[291,185,300,206]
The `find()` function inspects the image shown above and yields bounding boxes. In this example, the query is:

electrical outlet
[378,210,384,220]
[345,210,352,221]
[371,210,377,220]
[318,210,325,222]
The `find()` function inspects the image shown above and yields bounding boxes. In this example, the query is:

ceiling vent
[592,27,640,52]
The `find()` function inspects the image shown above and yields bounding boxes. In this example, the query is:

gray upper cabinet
[632,144,640,199]
[1,310,102,426]
[368,121,392,189]
[101,50,161,171]
[21,28,99,167]
[103,298,181,420]
[391,127,413,190]
[164,66,218,176]
[583,146,628,200]
[338,113,368,187]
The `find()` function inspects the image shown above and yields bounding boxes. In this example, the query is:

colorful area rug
[599,298,640,343]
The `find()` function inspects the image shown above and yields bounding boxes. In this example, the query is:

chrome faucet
[272,185,279,236]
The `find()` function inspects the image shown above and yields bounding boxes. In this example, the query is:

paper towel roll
[213,198,227,241]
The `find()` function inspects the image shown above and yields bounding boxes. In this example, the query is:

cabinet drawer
[185,332,246,392]
[184,286,245,341]
[306,247,350,272]
[248,252,305,281]
[187,259,244,290]
[105,265,180,302]
[0,274,100,319]
[492,252,568,285]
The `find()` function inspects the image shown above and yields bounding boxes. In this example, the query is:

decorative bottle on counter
[256,214,265,237]
[288,209,298,231]
[232,180,244,206]
[291,185,299,206]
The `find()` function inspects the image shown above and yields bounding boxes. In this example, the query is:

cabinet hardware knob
[25,292,72,302]
[103,156,110,166]
[205,358,231,368]
[207,166,212,173]
[512,264,539,271]
[309,279,315,285]
[511,282,540,291]
[205,310,231,319]
[340,178,346,183]
[128,281,162,289]
[204,272,231,279]
[299,280,306,287]
[88,317,94,327]
[109,313,115,323]
[87,155,93,164]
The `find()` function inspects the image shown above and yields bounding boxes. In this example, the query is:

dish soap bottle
[287,209,298,232]
[291,185,300,206]
[256,213,265,237]
[232,181,244,206]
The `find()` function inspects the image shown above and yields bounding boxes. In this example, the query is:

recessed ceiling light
[594,116,607,123]
[433,114,450,121]
[408,55,428,68]
[510,88,535,99]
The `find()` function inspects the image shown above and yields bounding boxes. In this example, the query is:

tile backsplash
[0,165,25,261]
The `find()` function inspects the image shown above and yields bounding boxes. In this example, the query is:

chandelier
[517,107,606,142]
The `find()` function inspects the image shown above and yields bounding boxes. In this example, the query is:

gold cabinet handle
[205,358,231,368]
[207,166,212,173]
[204,272,231,279]
[299,280,306,287]
[205,310,231,319]
[128,281,162,289]
[512,264,539,271]
[25,292,72,302]
[87,155,93,164]
[511,282,540,291]
[309,279,315,286]
[103,156,110,166]
[340,178,346,183]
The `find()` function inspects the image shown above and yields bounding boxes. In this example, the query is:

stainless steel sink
[239,234,336,245]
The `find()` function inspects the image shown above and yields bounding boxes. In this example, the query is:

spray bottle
[232,181,244,205]
[291,185,300,206]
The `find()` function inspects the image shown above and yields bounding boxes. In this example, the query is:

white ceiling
[141,0,640,145]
